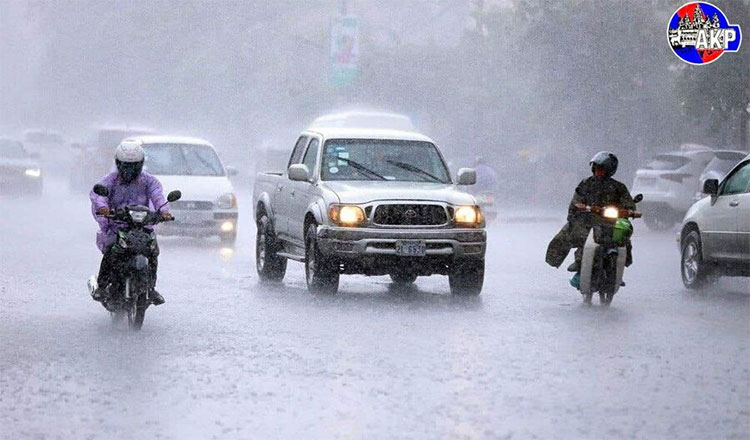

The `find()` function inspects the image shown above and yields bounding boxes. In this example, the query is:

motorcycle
[87,184,181,330]
[574,193,643,306]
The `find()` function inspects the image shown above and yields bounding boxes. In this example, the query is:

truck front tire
[449,259,484,296]
[256,215,287,282]
[305,223,339,294]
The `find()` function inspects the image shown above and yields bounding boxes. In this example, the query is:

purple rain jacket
[89,171,171,253]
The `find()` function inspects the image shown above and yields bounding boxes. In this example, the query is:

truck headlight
[329,205,366,227]
[217,193,237,209]
[25,168,41,178]
[454,205,483,227]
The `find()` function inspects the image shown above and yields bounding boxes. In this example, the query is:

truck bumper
[316,225,486,275]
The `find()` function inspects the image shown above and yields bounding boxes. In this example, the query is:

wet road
[1,186,748,439]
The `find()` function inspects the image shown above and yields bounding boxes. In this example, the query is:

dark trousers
[97,245,159,292]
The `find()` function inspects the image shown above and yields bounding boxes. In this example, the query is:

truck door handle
[290,190,296,197]
[729,200,739,207]
[277,186,283,192]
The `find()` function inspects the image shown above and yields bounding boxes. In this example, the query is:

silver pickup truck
[253,127,487,295]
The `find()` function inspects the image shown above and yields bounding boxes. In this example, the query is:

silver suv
[632,146,715,230]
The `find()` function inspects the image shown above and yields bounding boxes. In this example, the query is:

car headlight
[454,205,483,227]
[217,193,237,209]
[602,206,620,219]
[25,168,41,178]
[329,205,366,227]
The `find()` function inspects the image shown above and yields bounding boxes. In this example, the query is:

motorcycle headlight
[603,207,620,219]
[25,168,41,178]
[130,210,148,223]
[329,205,366,227]
[454,205,483,227]
[217,193,237,209]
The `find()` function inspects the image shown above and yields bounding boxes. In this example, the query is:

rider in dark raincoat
[546,152,636,276]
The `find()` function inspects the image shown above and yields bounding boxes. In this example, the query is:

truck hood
[323,181,476,205]
[155,175,234,202]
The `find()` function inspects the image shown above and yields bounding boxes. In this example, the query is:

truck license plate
[395,240,426,257]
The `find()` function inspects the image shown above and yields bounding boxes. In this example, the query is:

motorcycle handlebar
[96,209,175,224]
[575,203,642,219]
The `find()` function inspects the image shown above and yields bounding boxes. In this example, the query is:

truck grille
[170,200,214,211]
[373,204,448,226]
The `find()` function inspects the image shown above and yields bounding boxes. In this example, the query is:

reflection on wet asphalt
[1,187,748,439]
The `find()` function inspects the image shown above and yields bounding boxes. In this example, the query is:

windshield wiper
[386,160,445,183]
[335,157,387,180]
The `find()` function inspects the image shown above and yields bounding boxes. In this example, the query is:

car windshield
[643,154,689,170]
[0,139,29,158]
[143,143,225,176]
[320,139,451,183]
[704,152,746,176]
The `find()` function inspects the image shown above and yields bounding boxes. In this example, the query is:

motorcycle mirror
[633,193,643,203]
[167,190,182,202]
[93,184,109,197]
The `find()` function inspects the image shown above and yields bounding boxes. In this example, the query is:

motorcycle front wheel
[599,253,618,306]
[125,277,148,331]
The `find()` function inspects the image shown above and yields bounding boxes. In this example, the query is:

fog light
[221,221,235,232]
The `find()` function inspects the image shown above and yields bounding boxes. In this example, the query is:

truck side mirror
[633,193,643,203]
[457,168,476,185]
[288,164,310,182]
[702,179,719,195]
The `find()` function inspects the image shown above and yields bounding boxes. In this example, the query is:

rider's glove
[161,212,174,221]
[96,207,110,216]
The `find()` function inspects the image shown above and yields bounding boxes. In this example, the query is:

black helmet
[590,151,618,177]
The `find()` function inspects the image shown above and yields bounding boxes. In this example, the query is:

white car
[132,135,239,245]
[632,145,715,231]
[679,154,750,288]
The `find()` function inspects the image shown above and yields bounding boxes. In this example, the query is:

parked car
[23,129,68,177]
[632,145,715,230]
[134,135,239,245]
[692,150,748,202]
[679,154,750,288]
[0,138,43,195]
[253,127,486,295]
[69,125,155,192]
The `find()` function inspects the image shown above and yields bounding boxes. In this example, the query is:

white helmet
[115,139,145,163]
[115,139,145,182]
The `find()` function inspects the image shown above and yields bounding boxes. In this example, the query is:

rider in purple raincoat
[90,140,172,304]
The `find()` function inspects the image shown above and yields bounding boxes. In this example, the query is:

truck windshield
[321,139,451,183]
[143,143,225,176]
